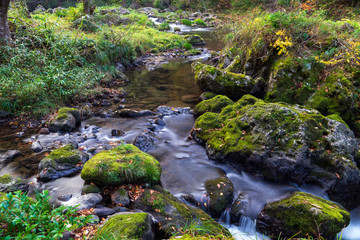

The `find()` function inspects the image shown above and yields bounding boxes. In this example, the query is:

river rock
[192,62,266,100]
[257,192,350,238]
[66,193,103,210]
[111,188,130,206]
[133,188,231,239]
[115,109,153,118]
[39,128,50,134]
[0,174,29,193]
[111,129,125,137]
[0,150,21,163]
[204,177,234,218]
[49,108,81,132]
[94,207,116,217]
[155,106,191,116]
[96,212,155,239]
[230,193,248,224]
[185,34,205,46]
[154,117,166,126]
[82,184,101,194]
[133,131,158,152]
[31,141,43,153]
[192,94,360,209]
[81,144,161,186]
[38,144,89,182]
[194,95,234,117]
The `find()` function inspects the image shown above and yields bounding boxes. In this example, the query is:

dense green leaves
[0,190,92,239]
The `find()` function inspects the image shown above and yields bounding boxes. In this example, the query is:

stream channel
[1,20,360,240]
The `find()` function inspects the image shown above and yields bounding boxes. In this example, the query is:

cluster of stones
[190,91,358,238]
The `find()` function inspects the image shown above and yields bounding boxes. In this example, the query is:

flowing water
[1,22,359,240]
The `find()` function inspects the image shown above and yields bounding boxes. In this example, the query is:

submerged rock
[49,108,81,132]
[256,192,350,238]
[192,62,266,100]
[96,212,155,240]
[204,177,234,218]
[38,144,89,182]
[81,144,161,186]
[0,150,21,163]
[192,94,360,209]
[133,188,231,239]
[0,174,29,193]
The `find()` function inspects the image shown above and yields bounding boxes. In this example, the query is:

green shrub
[0,190,92,239]
[184,42,192,50]
[72,16,100,32]
[181,19,192,26]
[158,22,171,31]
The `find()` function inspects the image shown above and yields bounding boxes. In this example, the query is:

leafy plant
[0,190,92,239]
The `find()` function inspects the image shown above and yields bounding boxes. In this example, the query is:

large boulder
[95,212,155,240]
[256,192,350,238]
[0,174,29,193]
[192,94,360,209]
[81,144,161,186]
[38,144,89,182]
[49,107,81,132]
[204,177,234,218]
[133,188,231,239]
[192,63,266,100]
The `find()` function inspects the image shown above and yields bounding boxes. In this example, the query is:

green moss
[135,189,231,238]
[82,185,101,194]
[307,73,360,135]
[81,144,161,186]
[262,192,350,238]
[95,213,150,239]
[194,95,351,170]
[0,174,12,184]
[192,63,265,99]
[46,145,81,165]
[194,95,234,117]
[0,192,6,202]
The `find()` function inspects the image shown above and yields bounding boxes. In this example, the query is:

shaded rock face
[49,108,81,132]
[192,94,360,209]
[111,188,130,207]
[133,188,231,239]
[81,144,161,186]
[0,174,29,193]
[96,212,155,240]
[256,192,350,238]
[38,144,89,182]
[204,177,234,218]
[192,62,266,100]
[0,150,21,163]
[133,131,158,152]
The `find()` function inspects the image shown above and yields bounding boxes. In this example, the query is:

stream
[1,21,360,240]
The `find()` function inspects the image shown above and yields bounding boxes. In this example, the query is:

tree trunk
[83,0,90,15]
[0,0,11,45]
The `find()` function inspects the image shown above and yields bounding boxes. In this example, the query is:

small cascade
[220,208,231,227]
[238,216,256,235]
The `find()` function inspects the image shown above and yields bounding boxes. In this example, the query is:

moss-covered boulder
[192,63,266,100]
[185,35,205,46]
[39,144,89,182]
[199,92,217,101]
[192,94,360,209]
[81,184,101,194]
[81,144,161,186]
[194,95,234,117]
[204,177,234,218]
[49,107,81,132]
[0,174,29,193]
[133,188,231,239]
[257,192,350,238]
[95,212,155,240]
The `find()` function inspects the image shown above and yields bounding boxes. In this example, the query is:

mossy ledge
[257,192,350,238]
[192,62,266,100]
[192,94,360,210]
[81,144,161,186]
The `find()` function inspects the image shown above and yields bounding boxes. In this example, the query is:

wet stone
[58,194,73,202]
[94,207,116,217]
[39,128,50,134]
[111,129,125,137]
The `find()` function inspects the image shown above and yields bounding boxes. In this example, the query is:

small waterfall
[220,208,231,227]
[238,216,256,234]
